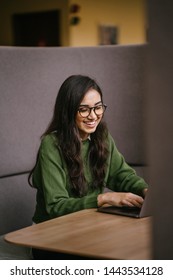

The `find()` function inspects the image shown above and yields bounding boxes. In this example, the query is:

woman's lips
[83,121,97,128]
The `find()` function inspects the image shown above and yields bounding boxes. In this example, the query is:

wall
[0,0,146,47]
[147,0,173,259]
[69,0,147,46]
[0,0,69,46]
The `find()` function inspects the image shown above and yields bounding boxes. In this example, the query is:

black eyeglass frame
[78,104,107,118]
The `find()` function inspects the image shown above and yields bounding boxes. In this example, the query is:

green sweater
[32,133,148,223]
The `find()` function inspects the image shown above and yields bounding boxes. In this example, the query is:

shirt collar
[81,135,91,141]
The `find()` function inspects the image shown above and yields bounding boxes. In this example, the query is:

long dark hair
[29,75,109,196]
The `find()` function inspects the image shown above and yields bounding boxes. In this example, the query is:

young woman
[29,75,148,259]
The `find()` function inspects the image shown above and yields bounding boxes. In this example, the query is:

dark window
[12,10,61,46]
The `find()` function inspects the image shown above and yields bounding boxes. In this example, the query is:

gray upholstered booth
[0,44,147,259]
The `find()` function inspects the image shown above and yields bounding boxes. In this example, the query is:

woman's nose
[87,108,97,119]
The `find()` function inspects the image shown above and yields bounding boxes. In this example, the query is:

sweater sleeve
[106,134,148,196]
[33,135,98,219]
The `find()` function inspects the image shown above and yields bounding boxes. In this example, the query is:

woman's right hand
[97,192,144,208]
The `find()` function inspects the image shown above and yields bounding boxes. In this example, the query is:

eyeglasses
[78,104,107,118]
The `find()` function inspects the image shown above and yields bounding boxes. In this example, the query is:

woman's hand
[97,192,144,208]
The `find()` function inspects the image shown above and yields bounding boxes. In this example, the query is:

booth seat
[0,44,147,259]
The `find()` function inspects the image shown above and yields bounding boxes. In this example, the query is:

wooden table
[5,208,152,259]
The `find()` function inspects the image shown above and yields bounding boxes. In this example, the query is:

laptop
[97,190,151,218]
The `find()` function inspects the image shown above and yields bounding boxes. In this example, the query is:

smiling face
[76,88,103,140]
